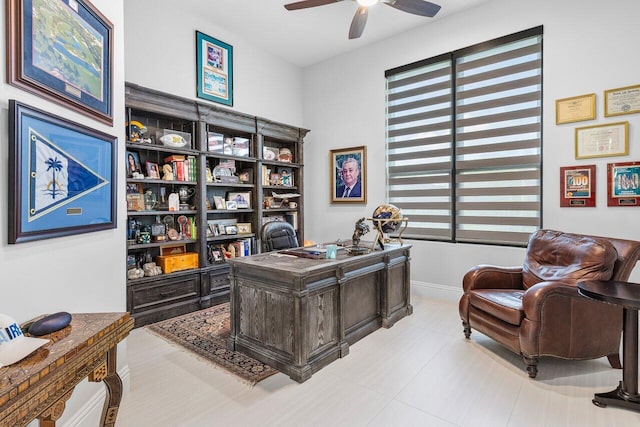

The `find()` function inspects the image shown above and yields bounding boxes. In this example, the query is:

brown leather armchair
[459,229,640,378]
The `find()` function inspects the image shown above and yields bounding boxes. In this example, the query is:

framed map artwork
[6,0,113,124]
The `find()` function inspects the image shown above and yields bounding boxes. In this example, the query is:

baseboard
[61,365,130,427]
[411,280,462,302]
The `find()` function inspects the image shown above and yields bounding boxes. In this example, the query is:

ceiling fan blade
[383,0,441,17]
[284,0,342,11]
[349,6,368,39]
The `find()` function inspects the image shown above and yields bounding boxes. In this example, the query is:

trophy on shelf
[178,186,195,211]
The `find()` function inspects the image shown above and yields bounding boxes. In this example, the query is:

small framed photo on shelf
[225,224,238,235]
[277,167,294,186]
[227,192,250,209]
[237,223,252,234]
[213,196,226,210]
[207,132,224,153]
[212,224,219,236]
[126,194,144,211]
[146,162,160,179]
[217,224,226,235]
[211,249,223,262]
[196,31,233,106]
[604,84,640,117]
[263,146,279,161]
[238,169,253,183]
[607,161,640,207]
[126,151,142,177]
[555,93,596,125]
[269,172,280,186]
[226,200,238,210]
[560,165,596,207]
[575,122,628,159]
[126,183,143,194]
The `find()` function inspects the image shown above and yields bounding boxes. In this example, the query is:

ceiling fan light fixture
[357,0,379,6]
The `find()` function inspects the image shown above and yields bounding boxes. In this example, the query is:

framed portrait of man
[330,146,366,203]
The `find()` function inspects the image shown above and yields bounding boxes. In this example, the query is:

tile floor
[116,292,640,426]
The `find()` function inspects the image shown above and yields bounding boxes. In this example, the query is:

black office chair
[261,221,298,252]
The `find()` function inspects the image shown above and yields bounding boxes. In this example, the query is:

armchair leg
[523,356,538,378]
[462,321,471,339]
[607,353,622,369]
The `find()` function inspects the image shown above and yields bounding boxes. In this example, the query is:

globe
[372,204,402,233]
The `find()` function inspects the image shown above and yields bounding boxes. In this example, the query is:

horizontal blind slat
[456,107,541,128]
[457,42,541,72]
[458,77,541,100]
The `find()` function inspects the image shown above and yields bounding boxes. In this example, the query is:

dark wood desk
[226,244,412,382]
[0,312,134,427]
[578,280,640,412]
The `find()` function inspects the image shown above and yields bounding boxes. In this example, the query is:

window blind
[385,27,542,246]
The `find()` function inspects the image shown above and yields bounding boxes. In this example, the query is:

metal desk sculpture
[348,217,371,255]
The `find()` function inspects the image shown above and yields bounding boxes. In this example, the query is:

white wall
[124,0,304,128]
[0,1,126,425]
[302,0,640,292]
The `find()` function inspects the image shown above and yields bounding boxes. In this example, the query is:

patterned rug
[146,303,278,385]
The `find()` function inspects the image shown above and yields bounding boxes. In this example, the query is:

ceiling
[186,0,490,67]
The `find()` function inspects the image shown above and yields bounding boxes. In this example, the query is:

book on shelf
[174,160,185,181]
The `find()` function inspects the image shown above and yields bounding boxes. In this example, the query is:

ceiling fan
[284,0,442,39]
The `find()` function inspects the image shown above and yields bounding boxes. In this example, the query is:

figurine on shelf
[143,262,163,277]
[162,164,174,180]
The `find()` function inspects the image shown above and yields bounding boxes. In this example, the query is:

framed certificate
[575,122,628,159]
[560,165,596,207]
[604,84,640,117]
[555,94,596,124]
[607,161,640,207]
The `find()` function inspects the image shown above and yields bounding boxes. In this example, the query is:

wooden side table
[0,312,134,427]
[578,280,640,412]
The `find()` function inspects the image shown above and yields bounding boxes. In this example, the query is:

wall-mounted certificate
[607,161,640,207]
[575,121,628,159]
[605,84,640,117]
[560,165,595,207]
[555,93,596,124]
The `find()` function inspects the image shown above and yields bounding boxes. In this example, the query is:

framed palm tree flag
[8,101,117,243]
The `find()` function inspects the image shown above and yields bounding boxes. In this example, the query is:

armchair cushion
[469,289,525,325]
[522,229,617,289]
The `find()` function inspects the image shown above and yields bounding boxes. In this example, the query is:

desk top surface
[578,280,640,310]
[0,312,133,406]
[227,243,411,275]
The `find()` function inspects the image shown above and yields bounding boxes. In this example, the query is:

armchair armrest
[522,281,581,321]
[462,264,523,293]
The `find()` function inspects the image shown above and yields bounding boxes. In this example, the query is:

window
[386,27,542,246]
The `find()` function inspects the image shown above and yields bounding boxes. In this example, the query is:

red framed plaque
[560,165,596,207]
[607,161,640,207]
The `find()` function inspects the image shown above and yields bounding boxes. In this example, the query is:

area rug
[146,303,278,385]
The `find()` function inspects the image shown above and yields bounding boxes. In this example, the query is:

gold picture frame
[604,84,640,117]
[237,223,252,234]
[555,93,596,124]
[330,146,367,203]
[575,122,629,159]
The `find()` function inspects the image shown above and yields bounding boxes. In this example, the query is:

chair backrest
[522,229,640,289]
[260,221,298,252]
